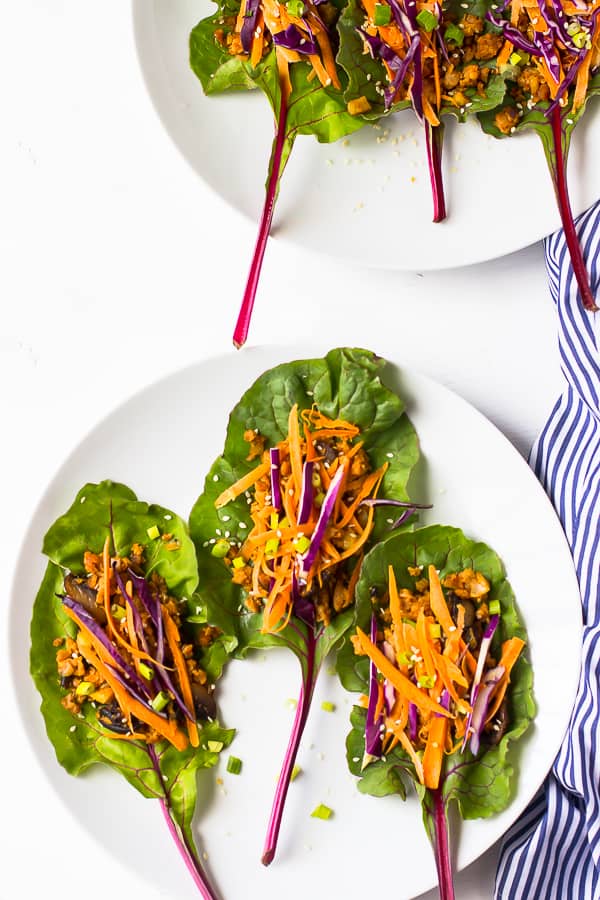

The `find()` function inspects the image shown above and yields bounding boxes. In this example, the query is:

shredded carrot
[68,609,188,751]
[422,715,448,789]
[416,609,437,680]
[355,627,452,718]
[288,404,304,500]
[250,10,265,68]
[497,40,513,67]
[215,461,270,509]
[163,610,200,748]
[485,637,526,723]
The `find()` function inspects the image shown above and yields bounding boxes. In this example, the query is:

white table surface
[0,3,567,899]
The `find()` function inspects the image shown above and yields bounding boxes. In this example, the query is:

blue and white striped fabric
[495,201,600,899]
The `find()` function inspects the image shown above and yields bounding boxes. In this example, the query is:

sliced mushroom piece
[97,703,133,735]
[64,573,107,625]
[484,700,509,746]
[191,683,217,721]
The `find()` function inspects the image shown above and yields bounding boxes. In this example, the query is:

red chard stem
[262,628,318,866]
[158,798,219,900]
[549,106,598,312]
[425,120,447,224]
[233,88,289,349]
[432,787,455,900]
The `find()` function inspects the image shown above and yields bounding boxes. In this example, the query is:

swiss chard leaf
[190,5,365,346]
[340,525,535,896]
[189,347,420,862]
[31,481,235,900]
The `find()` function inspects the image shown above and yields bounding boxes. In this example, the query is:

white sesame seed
[213,474,219,482]
[239,522,247,529]
[222,515,231,522]
[69,725,77,733]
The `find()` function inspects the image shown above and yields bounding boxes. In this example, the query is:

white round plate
[133,1,600,271]
[12,344,581,900]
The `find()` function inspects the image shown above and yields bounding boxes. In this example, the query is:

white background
[0,2,572,899]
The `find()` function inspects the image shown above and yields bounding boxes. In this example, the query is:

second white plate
[133,1,600,271]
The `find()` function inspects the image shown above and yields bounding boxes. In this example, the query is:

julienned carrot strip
[162,610,200,748]
[287,404,304,501]
[68,610,189,751]
[485,637,526,723]
[573,52,591,111]
[431,649,469,707]
[416,609,437,680]
[262,589,293,633]
[312,26,341,89]
[235,0,247,32]
[301,409,359,438]
[215,461,270,509]
[355,628,452,718]
[396,728,425,785]
[321,503,376,572]
[422,715,448,789]
[337,465,386,528]
[307,53,331,88]
[428,566,456,638]
[388,566,405,662]
[497,40,513,67]
[250,11,265,68]
[125,581,141,676]
[374,680,385,723]
[430,566,476,670]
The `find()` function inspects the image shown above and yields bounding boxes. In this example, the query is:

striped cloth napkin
[495,202,600,899]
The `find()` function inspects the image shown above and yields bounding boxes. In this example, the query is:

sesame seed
[239,522,247,529]
[213,474,219,482]
[222,515,230,522]
[386,452,394,458]
[69,725,77,733]
[215,528,222,536]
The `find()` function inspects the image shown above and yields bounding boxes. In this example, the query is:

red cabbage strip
[114,567,149,653]
[270,447,282,511]
[461,614,499,751]
[431,787,456,900]
[425,120,446,223]
[61,595,151,699]
[125,569,194,722]
[382,640,396,713]
[262,628,318,865]
[365,614,384,757]
[291,567,315,627]
[240,0,261,53]
[469,665,505,755]
[548,106,598,312]
[300,463,345,575]
[298,460,314,525]
[104,661,168,717]
[408,702,418,742]
[233,87,289,348]
[273,25,319,55]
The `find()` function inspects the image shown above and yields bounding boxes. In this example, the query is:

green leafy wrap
[30,480,234,900]
[338,524,535,893]
[188,346,420,864]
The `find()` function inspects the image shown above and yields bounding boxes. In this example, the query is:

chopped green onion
[151,691,171,712]
[139,662,155,681]
[311,803,333,820]
[429,623,441,639]
[111,604,126,621]
[418,675,436,689]
[416,9,438,31]
[489,599,501,616]
[444,23,464,45]
[398,651,412,666]
[314,492,325,508]
[207,740,224,753]
[295,535,311,554]
[291,764,302,781]
[227,755,243,775]
[286,697,298,710]
[286,0,305,15]
[373,3,392,25]
[321,701,336,713]
[75,681,95,696]
[265,537,280,557]
[270,512,279,529]
[232,556,246,569]
[146,525,160,540]
[211,538,230,558]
